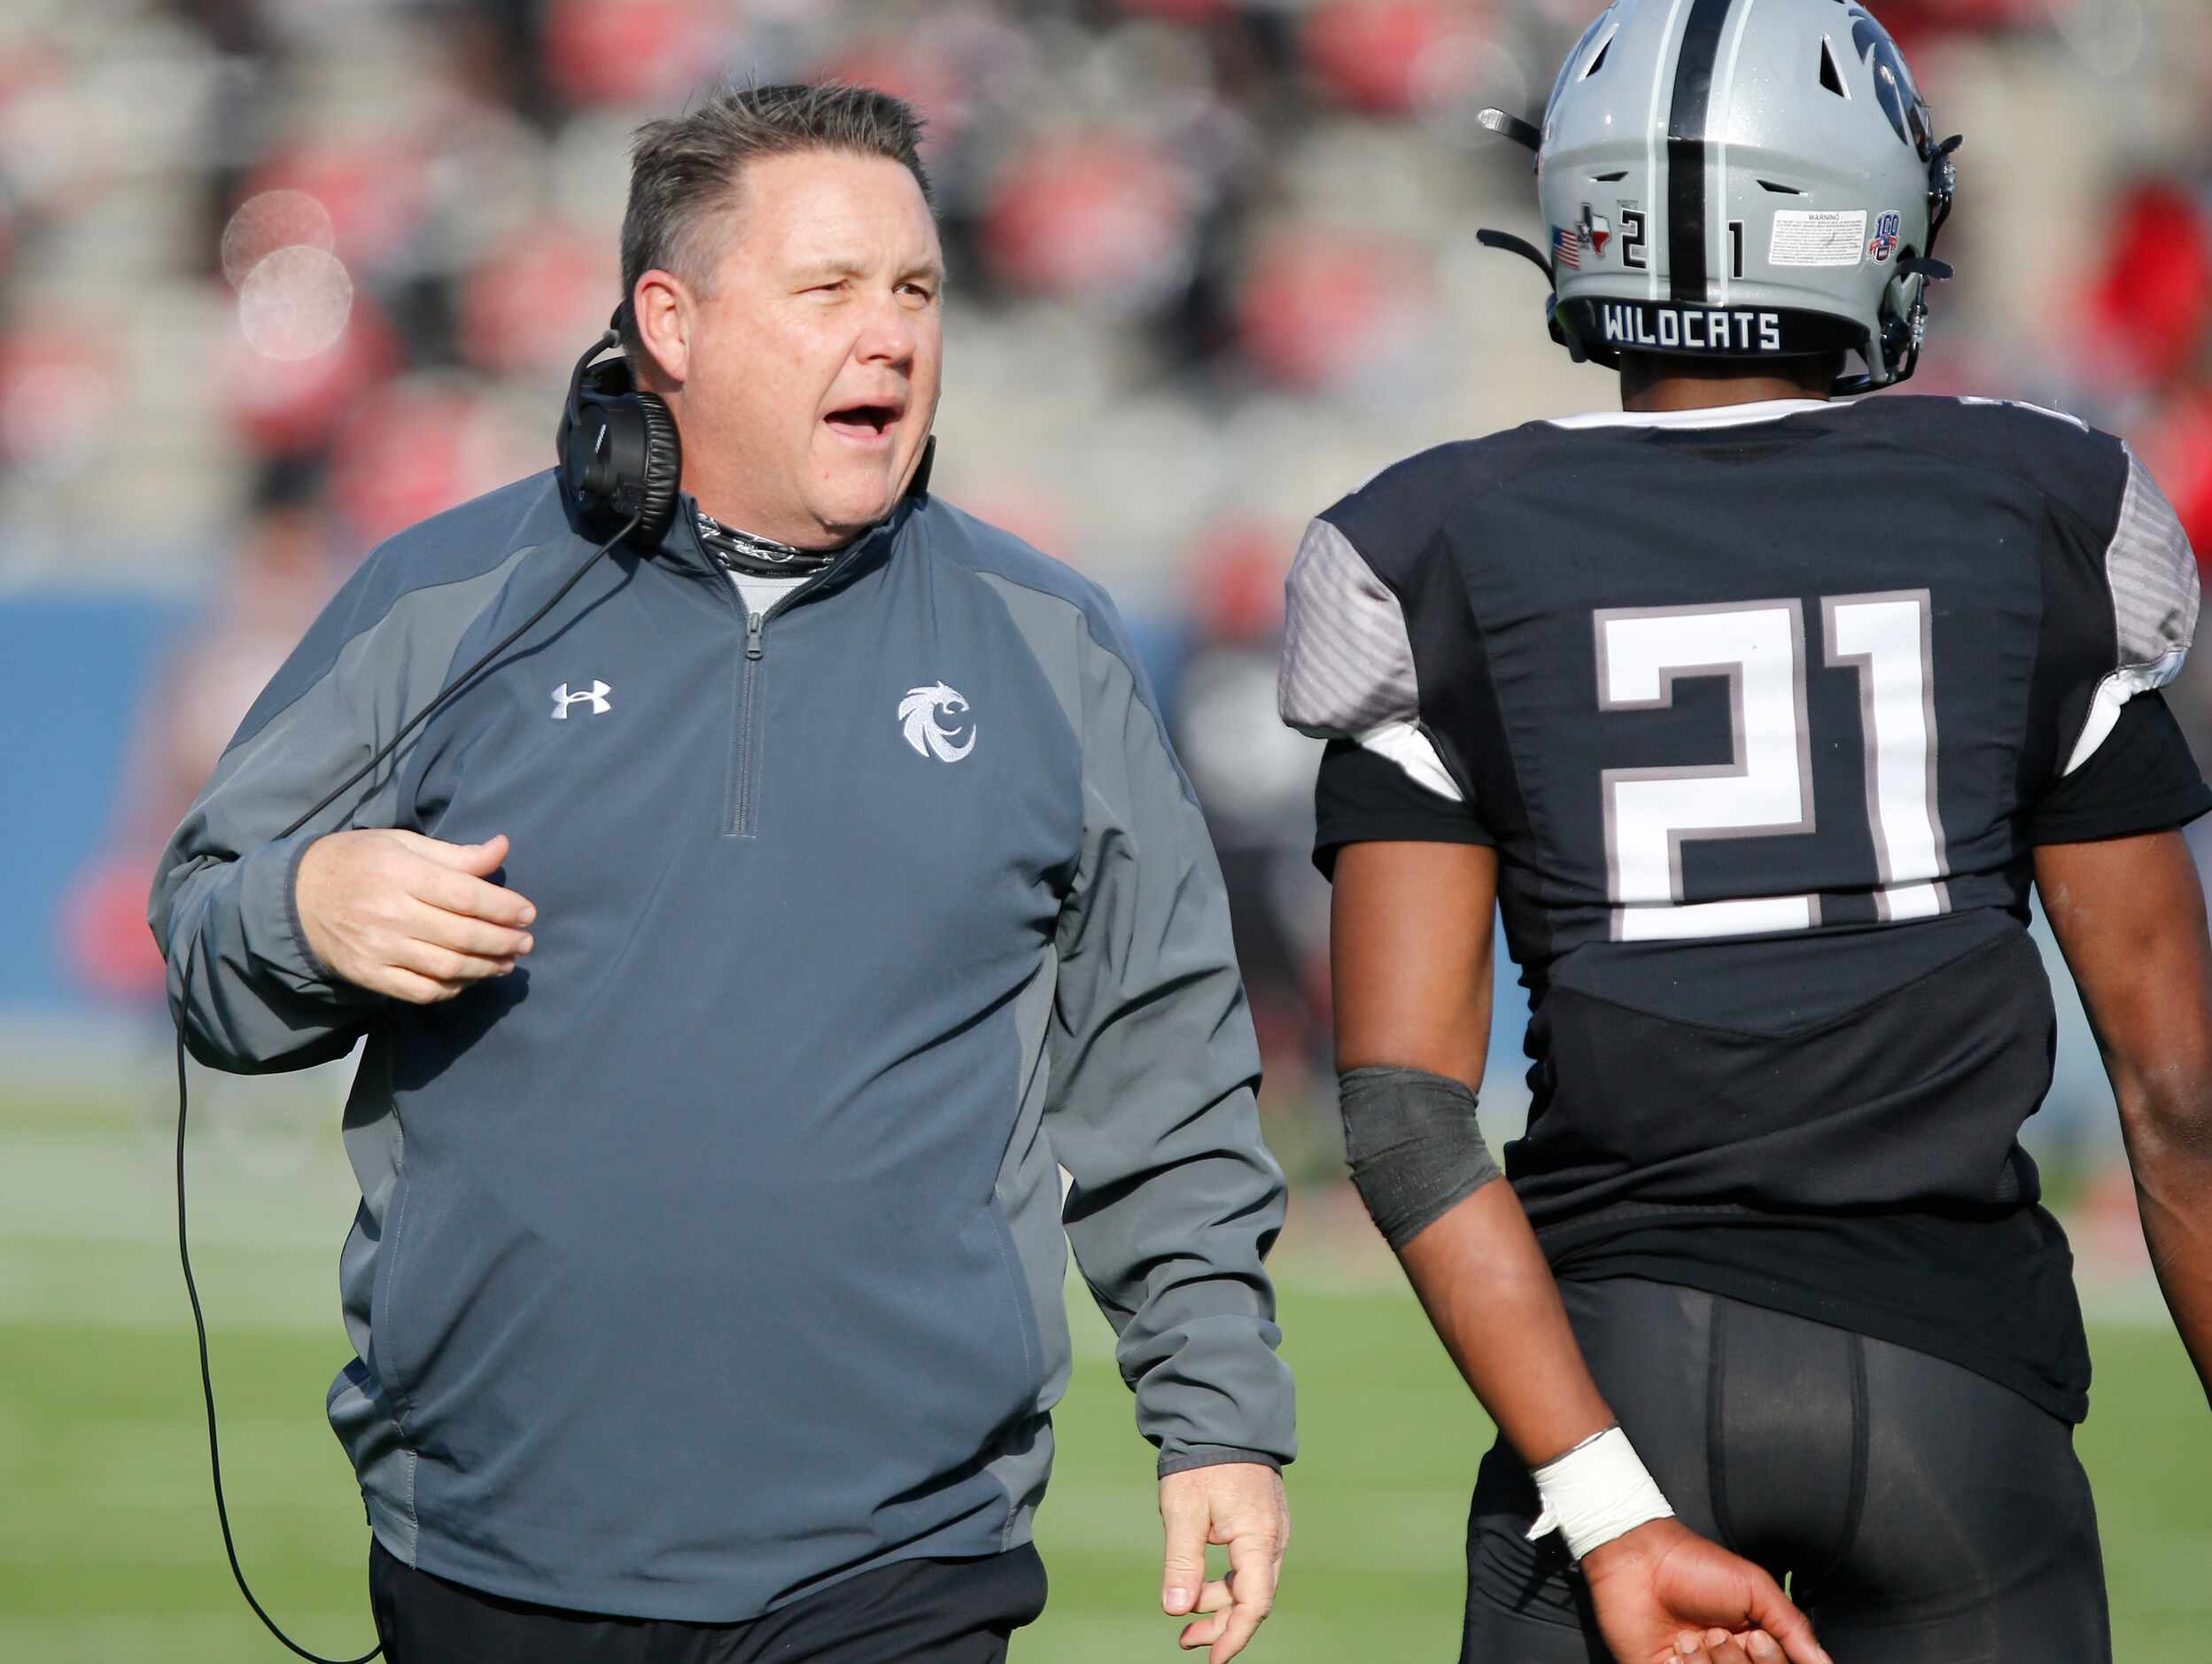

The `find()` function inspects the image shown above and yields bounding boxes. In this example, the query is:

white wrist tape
[1525,1426,1674,1563]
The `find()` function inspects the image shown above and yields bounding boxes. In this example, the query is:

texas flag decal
[1583,207,1613,258]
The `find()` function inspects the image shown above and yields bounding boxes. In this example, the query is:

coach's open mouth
[823,400,903,446]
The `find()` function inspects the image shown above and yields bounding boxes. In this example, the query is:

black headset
[556,315,683,547]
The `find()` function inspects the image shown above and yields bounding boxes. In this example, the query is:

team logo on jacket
[898,682,976,762]
[551,680,610,718]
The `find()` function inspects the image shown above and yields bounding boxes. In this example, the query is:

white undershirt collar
[1545,396,1860,432]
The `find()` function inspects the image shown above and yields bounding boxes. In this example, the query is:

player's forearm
[1327,844,1612,1457]
[2035,833,2212,1405]
[1395,1178,1617,1466]
[2116,1076,2212,1405]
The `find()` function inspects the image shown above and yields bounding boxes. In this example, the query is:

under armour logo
[551,680,611,719]
[898,682,976,763]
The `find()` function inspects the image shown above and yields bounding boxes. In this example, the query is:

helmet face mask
[1510,0,1959,393]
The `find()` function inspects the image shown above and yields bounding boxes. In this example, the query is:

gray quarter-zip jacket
[149,470,1295,1621]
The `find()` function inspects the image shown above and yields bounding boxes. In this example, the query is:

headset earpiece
[556,323,681,548]
[627,389,679,540]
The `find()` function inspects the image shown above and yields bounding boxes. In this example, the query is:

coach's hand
[296,830,537,1003]
[1160,1461,1286,1660]
[1582,1518,1830,1664]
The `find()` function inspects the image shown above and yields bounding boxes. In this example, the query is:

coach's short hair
[619,82,933,362]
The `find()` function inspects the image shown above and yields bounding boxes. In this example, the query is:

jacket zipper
[730,607,767,837]
[698,506,896,838]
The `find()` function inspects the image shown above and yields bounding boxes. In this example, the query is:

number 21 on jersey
[1595,593,1948,942]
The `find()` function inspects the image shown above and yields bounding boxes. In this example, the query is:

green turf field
[3,1077,2207,1662]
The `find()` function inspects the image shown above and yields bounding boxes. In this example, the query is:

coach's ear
[632,271,692,390]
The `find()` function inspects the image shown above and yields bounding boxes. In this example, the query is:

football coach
[150,83,1292,1664]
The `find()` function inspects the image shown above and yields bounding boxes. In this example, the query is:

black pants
[369,1538,1047,1664]
[1463,1277,2109,1663]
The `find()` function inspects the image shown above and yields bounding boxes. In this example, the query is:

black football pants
[369,1538,1047,1664]
[1463,1277,2109,1663]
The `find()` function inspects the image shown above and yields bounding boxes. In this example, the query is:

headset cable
[173,512,638,1661]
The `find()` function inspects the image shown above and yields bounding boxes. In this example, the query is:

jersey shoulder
[1844,394,2130,536]
[1864,398,2199,768]
[1281,428,1567,741]
[1872,397,2193,661]
[1318,424,1571,584]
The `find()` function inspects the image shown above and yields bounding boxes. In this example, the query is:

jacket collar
[650,436,936,590]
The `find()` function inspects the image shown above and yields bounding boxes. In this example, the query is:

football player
[1278,2,2212,1660]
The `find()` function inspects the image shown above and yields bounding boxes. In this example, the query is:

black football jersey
[1281,394,2211,1419]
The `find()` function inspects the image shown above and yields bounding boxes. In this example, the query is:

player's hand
[295,830,536,1003]
[1581,1518,1830,1664]
[1159,1461,1286,1661]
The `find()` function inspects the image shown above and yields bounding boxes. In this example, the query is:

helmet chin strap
[1843,132,1964,394]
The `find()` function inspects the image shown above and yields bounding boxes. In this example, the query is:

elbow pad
[1337,1065,1502,1252]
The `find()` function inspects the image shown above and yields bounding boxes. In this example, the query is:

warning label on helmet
[1768,211,1867,269]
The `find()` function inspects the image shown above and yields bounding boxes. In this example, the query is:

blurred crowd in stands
[14,0,2212,1176]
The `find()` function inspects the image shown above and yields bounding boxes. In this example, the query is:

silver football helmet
[1481,0,1960,392]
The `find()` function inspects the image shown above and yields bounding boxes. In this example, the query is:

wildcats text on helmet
[1598,304,1784,354]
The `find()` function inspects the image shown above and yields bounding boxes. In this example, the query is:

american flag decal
[1551,224,1581,271]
